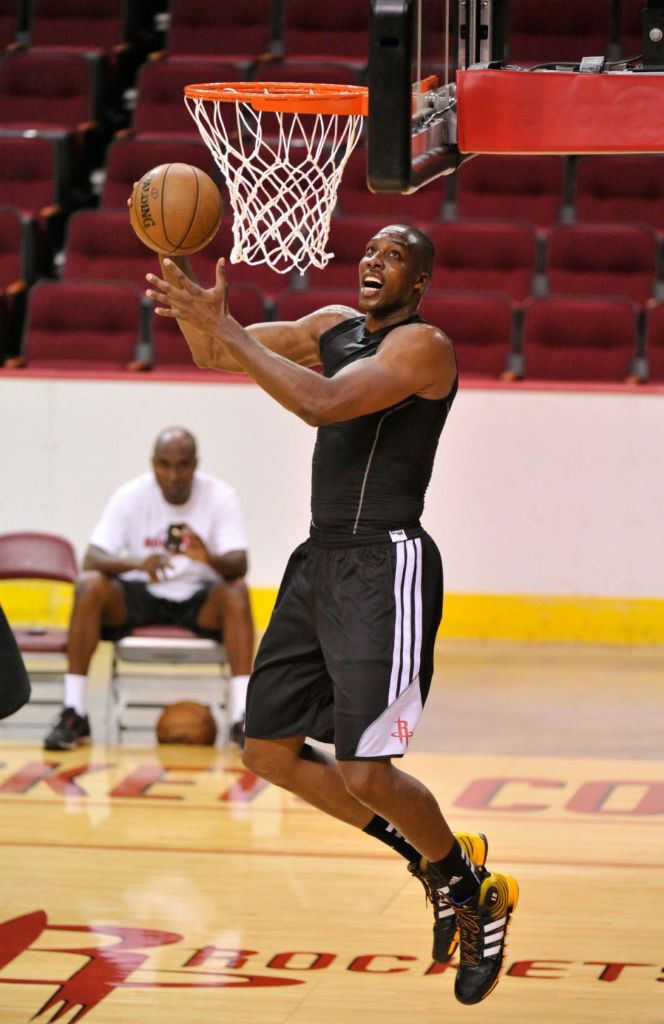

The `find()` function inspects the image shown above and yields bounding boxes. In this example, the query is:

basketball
[156,701,218,745]
[129,162,222,255]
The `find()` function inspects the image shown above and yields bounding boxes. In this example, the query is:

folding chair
[107,625,230,745]
[0,531,78,728]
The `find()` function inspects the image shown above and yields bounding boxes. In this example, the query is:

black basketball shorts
[245,527,443,761]
[100,580,222,642]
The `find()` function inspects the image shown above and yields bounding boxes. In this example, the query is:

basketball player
[0,604,31,719]
[146,225,519,1005]
[43,427,254,751]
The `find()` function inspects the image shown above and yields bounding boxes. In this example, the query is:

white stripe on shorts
[388,538,423,705]
[356,538,424,757]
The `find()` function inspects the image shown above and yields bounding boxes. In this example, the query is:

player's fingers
[145,272,169,291]
[145,276,188,306]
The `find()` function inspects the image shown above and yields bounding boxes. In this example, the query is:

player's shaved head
[380,224,435,278]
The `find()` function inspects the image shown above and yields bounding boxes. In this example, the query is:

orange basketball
[129,162,222,255]
[156,701,218,745]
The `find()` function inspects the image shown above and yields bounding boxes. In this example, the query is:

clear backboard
[367,0,664,195]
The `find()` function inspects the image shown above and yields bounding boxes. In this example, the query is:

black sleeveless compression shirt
[310,314,458,535]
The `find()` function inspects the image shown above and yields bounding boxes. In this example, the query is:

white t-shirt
[89,471,248,601]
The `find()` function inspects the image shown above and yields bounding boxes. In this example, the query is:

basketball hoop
[184,82,368,274]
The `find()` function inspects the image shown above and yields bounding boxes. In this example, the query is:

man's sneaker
[408,832,489,964]
[453,870,519,1005]
[43,707,91,751]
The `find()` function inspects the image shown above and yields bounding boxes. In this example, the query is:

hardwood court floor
[0,639,662,1024]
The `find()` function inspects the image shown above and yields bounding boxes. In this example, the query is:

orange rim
[184,81,369,116]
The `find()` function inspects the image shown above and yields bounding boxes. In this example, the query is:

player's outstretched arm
[151,256,347,372]
[148,257,455,426]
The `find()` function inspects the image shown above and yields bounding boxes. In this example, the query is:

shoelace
[409,864,454,920]
[454,903,482,966]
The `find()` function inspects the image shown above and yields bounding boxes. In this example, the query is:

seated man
[44,426,254,751]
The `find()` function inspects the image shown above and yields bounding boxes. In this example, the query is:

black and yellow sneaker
[453,870,519,1004]
[43,707,91,751]
[408,833,489,964]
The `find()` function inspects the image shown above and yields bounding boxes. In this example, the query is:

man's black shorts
[101,580,222,642]
[245,527,443,760]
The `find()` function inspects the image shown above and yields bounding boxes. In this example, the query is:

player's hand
[140,552,172,581]
[146,257,229,329]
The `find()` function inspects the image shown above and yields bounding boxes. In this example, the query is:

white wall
[1,374,663,600]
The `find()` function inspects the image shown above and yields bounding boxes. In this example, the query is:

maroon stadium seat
[573,156,664,231]
[62,209,154,286]
[281,0,368,62]
[0,50,103,129]
[19,280,149,371]
[543,222,660,305]
[427,220,538,303]
[161,0,275,65]
[0,134,70,274]
[455,155,567,228]
[26,0,140,103]
[521,295,639,382]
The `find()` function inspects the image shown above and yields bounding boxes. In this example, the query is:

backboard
[367,0,664,195]
[367,0,506,193]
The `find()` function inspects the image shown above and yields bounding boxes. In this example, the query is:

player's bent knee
[339,759,390,806]
[242,739,292,786]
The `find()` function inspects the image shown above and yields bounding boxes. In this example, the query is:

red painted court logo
[0,911,301,1021]
[391,718,413,745]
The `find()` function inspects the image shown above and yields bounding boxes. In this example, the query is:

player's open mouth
[361,275,383,296]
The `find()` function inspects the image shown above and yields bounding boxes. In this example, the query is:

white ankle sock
[64,674,87,717]
[229,675,250,724]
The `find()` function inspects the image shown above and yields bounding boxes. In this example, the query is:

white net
[185,88,366,274]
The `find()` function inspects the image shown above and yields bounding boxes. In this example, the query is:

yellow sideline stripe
[436,592,664,645]
[251,588,664,645]
[2,582,662,645]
